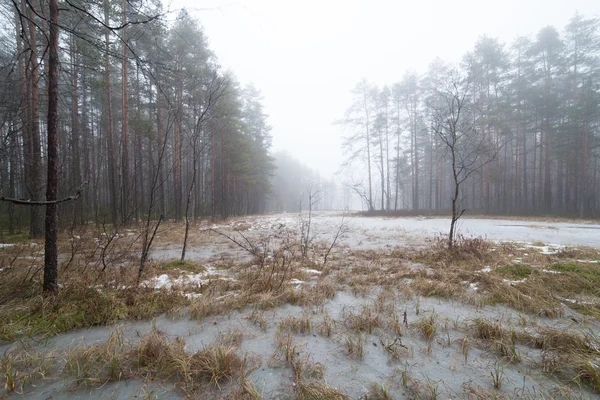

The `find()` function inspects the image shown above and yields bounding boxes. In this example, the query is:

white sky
[167,0,599,178]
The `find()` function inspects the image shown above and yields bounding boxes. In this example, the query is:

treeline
[340,13,600,218]
[0,0,274,238]
[267,151,351,212]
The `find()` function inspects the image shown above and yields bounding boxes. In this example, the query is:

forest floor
[1,211,600,399]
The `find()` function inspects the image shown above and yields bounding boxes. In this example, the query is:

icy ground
[151,212,599,264]
[2,212,599,399]
[298,212,599,249]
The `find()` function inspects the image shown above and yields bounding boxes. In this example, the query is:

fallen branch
[0,181,88,206]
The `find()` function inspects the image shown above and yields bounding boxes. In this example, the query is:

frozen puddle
[3,290,597,399]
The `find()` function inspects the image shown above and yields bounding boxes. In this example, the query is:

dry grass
[3,217,600,397]
[249,309,267,331]
[292,356,348,400]
[533,327,600,390]
[64,328,247,394]
[470,318,521,363]
[343,333,365,360]
[272,331,300,366]
[230,378,265,400]
[2,325,250,396]
[188,344,245,388]
[472,318,504,341]
[0,274,188,342]
[413,313,438,341]
[279,314,312,335]
[317,314,336,338]
[65,328,130,385]
[0,349,55,393]
[294,380,349,400]
[402,237,600,321]
[342,304,383,334]
[366,382,393,399]
[292,357,325,382]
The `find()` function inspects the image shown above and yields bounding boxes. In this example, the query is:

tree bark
[44,0,60,292]
[24,1,44,238]
[104,0,119,228]
[121,0,130,224]
[70,37,82,224]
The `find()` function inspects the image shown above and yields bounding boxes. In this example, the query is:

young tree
[429,72,498,247]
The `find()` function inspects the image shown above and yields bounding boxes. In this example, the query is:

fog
[2,1,600,397]
[172,0,598,178]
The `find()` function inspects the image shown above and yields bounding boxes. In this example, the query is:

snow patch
[480,266,492,273]
[558,297,595,305]
[302,268,322,275]
[0,243,15,248]
[503,278,527,286]
[542,269,561,274]
[521,243,565,255]
[140,271,234,290]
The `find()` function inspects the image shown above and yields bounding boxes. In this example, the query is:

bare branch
[0,181,87,206]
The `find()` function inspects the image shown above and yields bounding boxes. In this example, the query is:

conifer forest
[2,2,600,399]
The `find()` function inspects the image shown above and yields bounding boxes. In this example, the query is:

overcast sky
[167,0,598,178]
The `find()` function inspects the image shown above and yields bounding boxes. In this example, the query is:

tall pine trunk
[121,0,130,224]
[43,0,59,292]
[104,0,119,228]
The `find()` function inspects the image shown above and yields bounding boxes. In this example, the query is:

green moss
[494,265,534,280]
[551,263,600,284]
[0,232,31,242]
[162,259,205,273]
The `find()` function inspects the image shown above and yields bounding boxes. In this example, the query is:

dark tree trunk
[44,0,60,292]
[25,1,44,238]
[104,0,119,228]
[70,38,82,224]
[121,0,130,224]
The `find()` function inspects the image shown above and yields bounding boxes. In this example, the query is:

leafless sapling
[428,72,498,248]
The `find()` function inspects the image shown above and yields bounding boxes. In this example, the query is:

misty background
[172,0,598,177]
[0,0,599,238]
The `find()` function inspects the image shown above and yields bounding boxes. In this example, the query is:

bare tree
[181,73,230,264]
[428,72,499,247]
[299,181,324,258]
[339,79,375,211]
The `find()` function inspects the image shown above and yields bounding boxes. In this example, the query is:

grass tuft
[414,313,437,341]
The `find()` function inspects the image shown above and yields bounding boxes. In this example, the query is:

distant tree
[398,72,422,211]
[465,36,509,213]
[339,79,375,210]
[563,13,600,217]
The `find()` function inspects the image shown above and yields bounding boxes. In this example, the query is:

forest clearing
[1,0,600,398]
[1,211,600,399]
